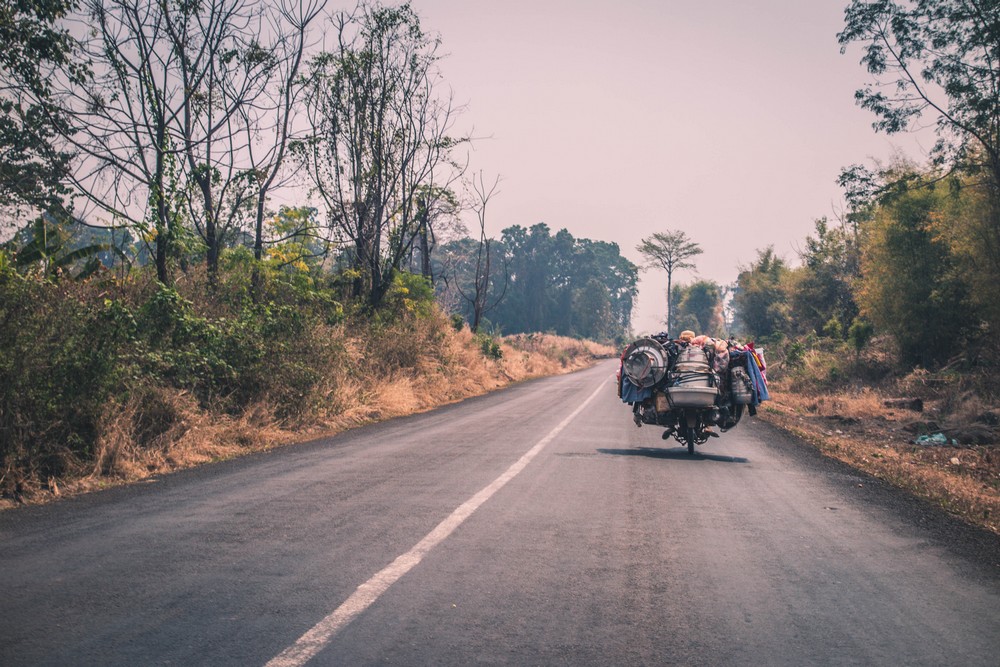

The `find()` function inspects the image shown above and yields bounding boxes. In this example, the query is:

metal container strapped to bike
[665,345,718,407]
[730,367,754,405]
[673,345,710,372]
[621,337,670,389]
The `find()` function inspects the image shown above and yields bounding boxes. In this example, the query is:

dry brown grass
[763,382,1000,534]
[315,330,612,429]
[0,315,609,510]
[4,389,294,507]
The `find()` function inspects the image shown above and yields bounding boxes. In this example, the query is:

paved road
[2,361,999,666]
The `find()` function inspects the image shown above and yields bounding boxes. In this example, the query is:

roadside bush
[0,259,353,497]
[133,283,344,419]
[476,332,503,360]
[772,332,895,393]
[0,268,129,485]
[376,271,436,323]
[847,318,875,355]
[1,249,615,505]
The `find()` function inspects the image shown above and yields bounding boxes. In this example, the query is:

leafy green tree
[839,1,1000,205]
[838,0,1000,310]
[494,223,562,333]
[0,0,83,218]
[636,230,702,333]
[572,278,614,341]
[847,317,874,355]
[839,1,1000,336]
[456,223,636,339]
[566,238,638,336]
[925,174,1000,336]
[856,174,976,366]
[671,280,724,336]
[787,217,859,337]
[733,247,790,339]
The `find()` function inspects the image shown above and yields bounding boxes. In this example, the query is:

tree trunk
[417,197,432,283]
[153,123,169,285]
[666,270,673,334]
[251,194,267,300]
[206,217,218,283]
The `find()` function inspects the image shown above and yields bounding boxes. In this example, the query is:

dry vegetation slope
[1,315,613,510]
[761,369,1000,535]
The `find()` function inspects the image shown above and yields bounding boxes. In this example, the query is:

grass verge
[0,310,613,511]
[762,386,1000,535]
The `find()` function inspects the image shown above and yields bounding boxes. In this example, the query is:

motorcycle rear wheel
[684,426,696,455]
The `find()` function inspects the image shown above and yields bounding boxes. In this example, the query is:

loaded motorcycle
[617,334,763,454]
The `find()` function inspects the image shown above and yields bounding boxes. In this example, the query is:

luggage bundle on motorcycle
[617,331,768,453]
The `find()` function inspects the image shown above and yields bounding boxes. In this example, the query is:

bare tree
[409,185,462,283]
[48,0,223,283]
[455,172,506,333]
[636,230,702,334]
[162,0,286,282]
[295,1,465,308]
[235,0,326,293]
[41,0,320,284]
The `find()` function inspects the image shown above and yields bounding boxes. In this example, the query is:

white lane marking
[265,376,609,667]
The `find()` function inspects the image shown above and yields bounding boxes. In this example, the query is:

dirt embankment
[762,386,1000,535]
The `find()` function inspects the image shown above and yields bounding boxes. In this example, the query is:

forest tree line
[3,0,998,372]
[732,164,997,371]
[432,223,637,342]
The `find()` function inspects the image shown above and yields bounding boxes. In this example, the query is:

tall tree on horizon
[636,230,702,334]
[456,172,507,333]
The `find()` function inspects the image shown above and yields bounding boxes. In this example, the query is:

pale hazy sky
[407,0,934,334]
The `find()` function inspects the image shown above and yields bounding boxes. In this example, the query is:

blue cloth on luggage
[745,353,769,403]
[620,375,652,403]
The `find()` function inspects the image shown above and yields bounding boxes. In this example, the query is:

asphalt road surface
[2,361,999,666]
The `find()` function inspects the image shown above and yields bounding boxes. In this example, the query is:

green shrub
[822,316,843,339]
[786,340,806,369]
[0,257,438,497]
[476,333,503,360]
[381,272,436,319]
[848,318,875,354]
[0,268,130,482]
[129,284,338,417]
